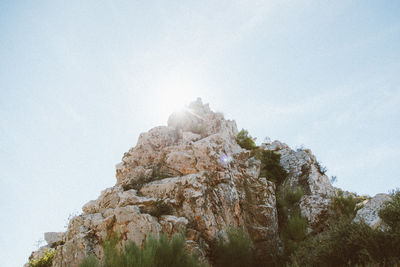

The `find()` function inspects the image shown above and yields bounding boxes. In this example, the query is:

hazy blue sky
[1,1,399,266]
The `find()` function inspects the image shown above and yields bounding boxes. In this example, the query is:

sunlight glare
[152,73,202,123]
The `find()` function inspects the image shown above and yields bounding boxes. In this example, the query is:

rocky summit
[27,98,395,267]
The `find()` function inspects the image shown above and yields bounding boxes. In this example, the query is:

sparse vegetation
[291,219,400,266]
[236,129,287,184]
[285,187,304,206]
[290,190,400,266]
[285,212,308,242]
[80,255,100,267]
[213,227,255,267]
[236,129,257,150]
[236,129,305,263]
[219,188,400,266]
[276,185,308,261]
[254,149,288,184]
[233,130,400,266]
[330,190,365,220]
[277,186,304,224]
[379,189,400,231]
[80,233,204,267]
[28,249,56,267]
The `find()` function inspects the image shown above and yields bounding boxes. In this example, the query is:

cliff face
[27,98,390,266]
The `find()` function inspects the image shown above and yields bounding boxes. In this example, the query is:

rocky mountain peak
[167,97,238,139]
[115,98,239,191]
[26,99,394,267]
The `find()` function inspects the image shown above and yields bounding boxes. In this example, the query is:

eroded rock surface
[263,141,335,228]
[27,98,388,266]
[354,193,391,229]
[41,98,278,266]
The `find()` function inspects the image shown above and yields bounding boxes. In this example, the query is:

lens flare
[219,154,233,166]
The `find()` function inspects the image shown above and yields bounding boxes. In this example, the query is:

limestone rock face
[354,193,391,229]
[263,141,335,228]
[27,98,390,266]
[46,99,278,266]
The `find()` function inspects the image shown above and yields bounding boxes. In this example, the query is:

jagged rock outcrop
[263,141,335,228]
[354,193,391,229]
[26,98,392,266]
[39,98,279,267]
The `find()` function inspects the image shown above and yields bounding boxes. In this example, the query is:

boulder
[354,193,392,229]
[44,232,64,247]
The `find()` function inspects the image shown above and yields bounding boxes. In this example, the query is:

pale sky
[1,1,399,266]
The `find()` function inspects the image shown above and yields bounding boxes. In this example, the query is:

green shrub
[281,190,400,266]
[285,187,303,206]
[276,186,308,261]
[285,213,308,242]
[379,189,400,231]
[213,227,255,267]
[79,233,203,267]
[255,149,287,184]
[236,129,287,185]
[29,249,56,267]
[102,233,123,267]
[236,129,257,150]
[276,186,303,231]
[278,211,308,259]
[291,220,400,266]
[330,190,363,220]
[80,255,100,267]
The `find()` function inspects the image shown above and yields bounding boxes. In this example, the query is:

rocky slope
[26,98,391,266]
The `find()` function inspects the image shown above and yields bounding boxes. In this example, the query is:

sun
[152,73,202,122]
